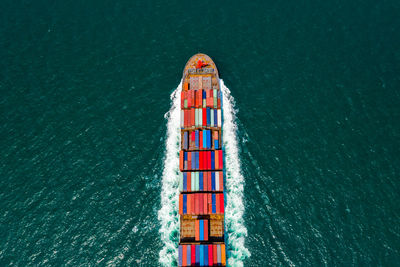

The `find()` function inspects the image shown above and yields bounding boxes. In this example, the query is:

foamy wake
[158,80,250,266]
[220,80,251,266]
[158,81,182,266]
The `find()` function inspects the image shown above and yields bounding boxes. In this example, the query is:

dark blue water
[1,0,399,265]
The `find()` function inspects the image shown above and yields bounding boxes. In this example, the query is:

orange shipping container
[184,82,189,91]
[182,245,186,266]
[221,244,226,265]
[180,151,184,171]
[179,194,183,215]
[219,171,224,191]
[199,193,203,215]
[195,220,200,241]
[213,245,218,265]
[195,193,198,214]
[215,150,219,169]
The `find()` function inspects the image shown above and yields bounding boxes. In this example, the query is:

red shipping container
[203,192,208,214]
[208,151,212,170]
[191,109,195,128]
[187,172,191,192]
[205,152,209,170]
[208,193,212,214]
[188,90,192,107]
[195,193,199,214]
[218,150,223,168]
[188,152,192,171]
[210,89,214,108]
[195,90,198,108]
[208,172,212,191]
[199,152,203,170]
[179,194,183,215]
[191,194,194,215]
[216,193,220,214]
[202,108,207,126]
[181,91,184,108]
[184,109,190,128]
[208,245,213,266]
[179,151,183,171]
[199,193,203,215]
[219,171,223,191]
[202,152,206,170]
[192,90,196,107]
[220,194,224,214]
[203,172,208,192]
[191,244,196,265]
[213,245,218,265]
[217,98,221,109]
[197,90,201,108]
[205,90,209,107]
[204,220,208,241]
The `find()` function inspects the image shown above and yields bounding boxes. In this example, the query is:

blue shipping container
[211,151,215,170]
[207,130,212,148]
[183,194,187,214]
[196,245,200,265]
[187,245,191,265]
[200,245,204,266]
[184,131,188,149]
[195,130,199,148]
[200,220,204,241]
[204,244,208,266]
[212,194,216,213]
[179,245,183,266]
[203,130,207,148]
[183,172,187,191]
[196,151,199,170]
[207,107,210,126]
[199,172,203,191]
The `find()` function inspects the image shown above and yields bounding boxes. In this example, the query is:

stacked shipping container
[178,244,226,266]
[178,71,225,266]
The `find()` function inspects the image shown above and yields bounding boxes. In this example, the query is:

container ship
[178,54,226,266]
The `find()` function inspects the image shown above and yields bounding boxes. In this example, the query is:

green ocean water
[1,0,400,266]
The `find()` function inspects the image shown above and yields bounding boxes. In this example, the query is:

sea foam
[221,80,251,266]
[158,81,182,266]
